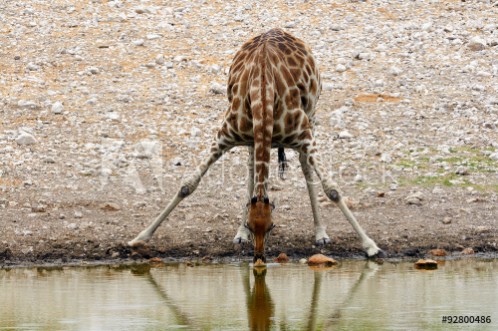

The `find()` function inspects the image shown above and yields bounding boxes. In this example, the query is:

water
[1,259,497,330]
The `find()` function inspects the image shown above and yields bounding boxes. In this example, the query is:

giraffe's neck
[251,44,274,199]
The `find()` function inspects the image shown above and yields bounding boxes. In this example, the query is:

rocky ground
[1,0,497,266]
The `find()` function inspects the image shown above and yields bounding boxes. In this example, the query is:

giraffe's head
[246,196,275,263]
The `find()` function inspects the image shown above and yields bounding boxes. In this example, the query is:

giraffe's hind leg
[299,135,385,258]
[299,152,331,246]
[233,147,254,244]
[128,138,232,247]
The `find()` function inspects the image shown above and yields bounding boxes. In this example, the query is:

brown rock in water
[428,248,447,256]
[274,252,289,263]
[461,247,475,255]
[307,254,338,266]
[414,259,438,269]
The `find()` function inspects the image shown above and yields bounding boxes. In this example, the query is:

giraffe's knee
[179,185,190,198]
[326,189,340,202]
[178,176,200,198]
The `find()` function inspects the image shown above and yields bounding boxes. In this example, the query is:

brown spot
[284,113,295,133]
[310,79,318,95]
[290,68,301,81]
[278,43,288,54]
[305,64,312,76]
[298,130,311,140]
[255,145,265,160]
[232,96,241,111]
[285,89,300,110]
[287,56,297,67]
[281,66,294,85]
[302,71,309,83]
[295,54,305,67]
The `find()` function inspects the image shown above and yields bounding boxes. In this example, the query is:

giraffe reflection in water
[243,267,275,331]
[134,261,380,330]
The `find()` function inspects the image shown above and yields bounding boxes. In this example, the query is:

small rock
[405,191,424,206]
[322,82,334,91]
[100,202,121,211]
[27,62,40,71]
[146,34,161,40]
[74,211,83,219]
[51,101,64,114]
[307,254,338,267]
[441,217,452,225]
[389,66,403,76]
[132,39,145,46]
[31,204,46,213]
[16,132,37,145]
[468,37,486,51]
[428,248,447,257]
[414,259,438,269]
[155,54,165,65]
[461,247,475,255]
[338,130,353,139]
[209,82,225,95]
[274,252,289,263]
[299,258,307,264]
[335,64,347,72]
[455,166,469,176]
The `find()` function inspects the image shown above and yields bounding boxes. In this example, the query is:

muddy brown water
[1,259,497,330]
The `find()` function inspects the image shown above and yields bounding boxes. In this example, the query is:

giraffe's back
[224,28,322,148]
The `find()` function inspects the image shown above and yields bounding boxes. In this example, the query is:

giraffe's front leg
[128,138,229,247]
[233,147,254,244]
[300,138,385,258]
[298,152,331,246]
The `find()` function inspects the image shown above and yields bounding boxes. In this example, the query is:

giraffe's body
[129,29,384,262]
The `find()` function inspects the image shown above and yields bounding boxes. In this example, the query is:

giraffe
[128,28,384,262]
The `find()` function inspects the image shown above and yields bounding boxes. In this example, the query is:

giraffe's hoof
[233,225,251,244]
[315,237,331,246]
[127,239,147,248]
[233,235,250,244]
[366,249,387,259]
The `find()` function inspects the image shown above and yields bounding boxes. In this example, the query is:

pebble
[405,191,424,206]
[335,64,347,72]
[16,132,37,145]
[441,217,452,225]
[209,82,225,95]
[155,54,165,65]
[74,211,83,219]
[338,130,353,139]
[467,36,486,51]
[455,166,469,176]
[27,62,40,71]
[51,101,64,114]
[132,39,145,46]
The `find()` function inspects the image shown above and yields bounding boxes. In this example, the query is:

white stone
[132,39,145,46]
[16,132,37,145]
[336,64,347,72]
[51,101,64,114]
[338,130,353,139]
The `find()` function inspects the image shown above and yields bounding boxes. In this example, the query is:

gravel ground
[1,0,497,266]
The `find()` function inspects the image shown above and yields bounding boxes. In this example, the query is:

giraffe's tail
[278,147,287,179]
